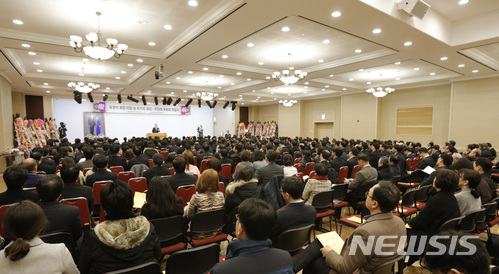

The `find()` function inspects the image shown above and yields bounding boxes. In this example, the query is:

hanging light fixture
[67,67,100,93]
[279,99,298,107]
[69,12,128,60]
[272,53,307,85]
[366,74,395,98]
[196,92,218,101]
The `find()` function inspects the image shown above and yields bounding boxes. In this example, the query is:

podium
[147,133,167,139]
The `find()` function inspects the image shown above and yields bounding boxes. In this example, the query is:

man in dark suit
[76,146,95,171]
[37,174,82,244]
[107,143,127,171]
[256,150,284,187]
[60,165,94,214]
[167,157,197,193]
[330,147,346,173]
[0,165,39,206]
[270,176,316,241]
[220,148,234,171]
[127,147,150,169]
[416,147,436,170]
[369,143,381,168]
[346,148,359,178]
[152,124,160,133]
[144,154,171,184]
[85,155,118,187]
[22,158,43,188]
[316,150,332,170]
[37,147,57,174]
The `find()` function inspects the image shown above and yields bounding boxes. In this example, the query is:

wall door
[314,122,334,139]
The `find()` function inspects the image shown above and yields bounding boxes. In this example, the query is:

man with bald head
[22,158,43,188]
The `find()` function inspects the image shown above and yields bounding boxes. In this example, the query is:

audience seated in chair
[0,201,79,273]
[143,154,171,185]
[225,167,260,221]
[0,165,39,206]
[184,169,225,239]
[207,158,228,186]
[302,164,331,206]
[107,143,127,172]
[141,176,183,220]
[376,156,394,181]
[293,181,405,274]
[182,150,201,178]
[166,157,197,194]
[84,155,118,187]
[211,198,294,274]
[233,150,253,179]
[256,150,284,187]
[77,180,161,273]
[60,164,94,214]
[21,158,44,188]
[37,174,82,245]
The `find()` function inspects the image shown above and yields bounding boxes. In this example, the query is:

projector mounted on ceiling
[397,0,430,20]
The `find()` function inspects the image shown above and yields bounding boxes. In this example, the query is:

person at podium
[152,124,160,133]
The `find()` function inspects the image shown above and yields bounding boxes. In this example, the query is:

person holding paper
[293,181,406,274]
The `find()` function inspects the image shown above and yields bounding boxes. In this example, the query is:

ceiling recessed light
[171,92,174,95]
[322,89,325,91]
[247,42,254,47]
[358,69,364,72]
[128,63,134,67]
[372,28,382,34]
[404,41,413,46]
[323,39,330,44]
[458,64,465,67]
[33,62,40,65]
[355,49,362,53]
[458,0,469,4]
[21,43,30,48]
[281,26,290,32]
[329,74,334,77]
[202,67,208,71]
[472,70,479,73]
[440,56,448,61]
[79,73,84,76]
[304,82,309,85]
[176,77,181,80]
[218,87,222,89]
[188,0,198,7]
[304,91,307,94]
[46,90,50,93]
[166,81,170,84]
[252,90,256,92]
[121,71,126,74]
[188,71,193,74]
[219,75,224,78]
[430,72,436,76]
[138,20,148,24]
[396,78,400,80]
[236,72,242,75]
[342,88,347,91]
[147,90,151,93]
[43,83,48,85]
[395,62,401,65]
[222,55,228,59]
[183,90,187,92]
[231,83,235,85]
[164,24,173,30]
[414,68,420,70]
[325,85,329,88]
[304,86,308,89]
[265,76,270,79]
[148,42,156,46]
[318,59,324,63]
[13,19,23,25]
[137,59,143,63]
[115,76,120,79]
[258,61,264,65]
[36,69,43,72]
[247,78,251,81]
[349,78,354,81]
[106,87,110,90]
[331,11,341,17]
[28,51,36,56]
[367,82,371,84]
[241,103,245,105]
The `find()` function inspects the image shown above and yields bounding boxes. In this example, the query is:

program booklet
[317,231,345,254]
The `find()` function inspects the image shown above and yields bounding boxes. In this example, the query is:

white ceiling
[1,0,499,106]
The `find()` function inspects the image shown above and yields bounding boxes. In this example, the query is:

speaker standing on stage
[152,124,160,133]
[197,125,203,138]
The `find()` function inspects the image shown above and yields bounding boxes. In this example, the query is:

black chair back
[275,224,314,254]
[458,209,485,233]
[332,183,348,201]
[400,189,417,207]
[190,208,226,234]
[414,185,432,203]
[440,216,464,232]
[39,232,76,254]
[149,215,184,246]
[311,190,334,209]
[485,201,498,221]
[166,243,220,274]
[103,261,161,274]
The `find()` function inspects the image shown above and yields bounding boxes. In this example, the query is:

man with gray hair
[377,156,394,181]
[22,158,43,188]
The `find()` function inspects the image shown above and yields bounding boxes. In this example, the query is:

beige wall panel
[0,76,13,150]
[341,93,377,140]
[378,84,450,145]
[278,102,300,137]
[43,95,53,119]
[450,77,499,150]
[300,97,341,138]
[253,104,278,123]
[11,92,26,118]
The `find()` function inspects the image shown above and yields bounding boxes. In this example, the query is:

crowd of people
[0,135,497,273]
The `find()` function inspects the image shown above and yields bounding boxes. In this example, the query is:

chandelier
[366,74,395,98]
[196,92,218,101]
[69,12,128,60]
[68,68,100,93]
[272,53,307,85]
[279,99,298,107]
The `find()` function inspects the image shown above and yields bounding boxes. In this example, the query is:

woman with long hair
[0,200,79,273]
[141,176,183,220]
[182,150,201,177]
[455,168,482,215]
